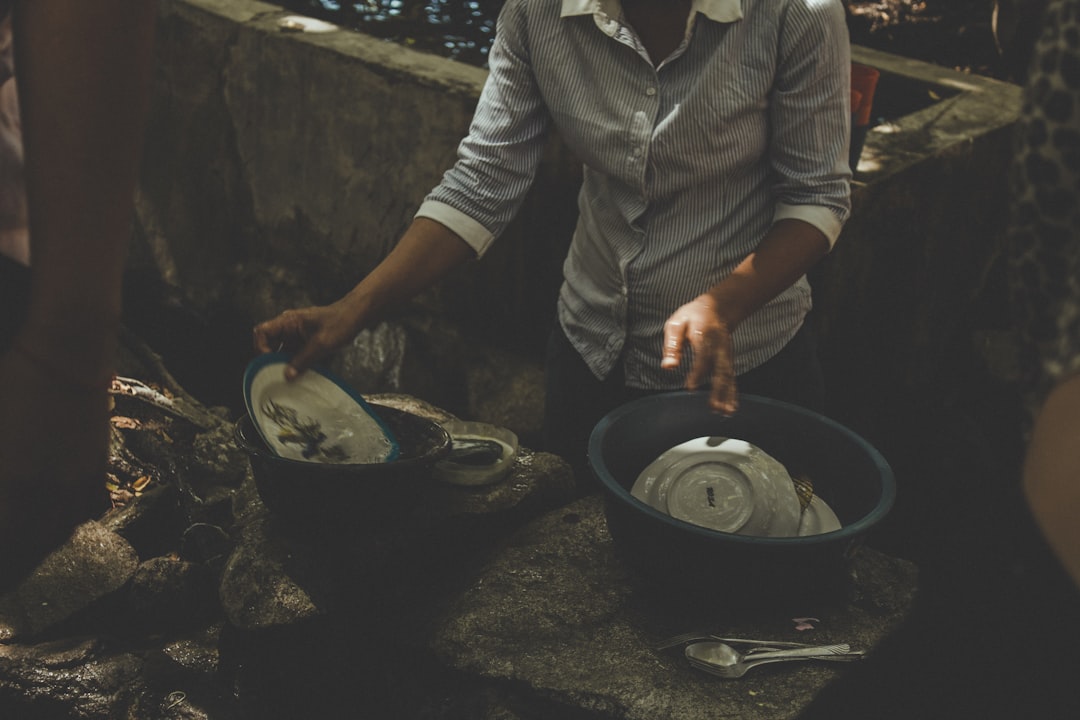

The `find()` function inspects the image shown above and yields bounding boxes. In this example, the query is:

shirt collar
[560,0,743,23]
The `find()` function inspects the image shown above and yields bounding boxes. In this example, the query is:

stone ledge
[851,44,1022,184]
[434,495,917,720]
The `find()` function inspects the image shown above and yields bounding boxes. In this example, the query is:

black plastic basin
[589,391,895,606]
[234,404,451,531]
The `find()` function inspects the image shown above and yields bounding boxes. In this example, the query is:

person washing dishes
[253,0,853,484]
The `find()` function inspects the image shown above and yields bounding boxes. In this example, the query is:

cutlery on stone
[684,641,864,679]
[655,632,821,652]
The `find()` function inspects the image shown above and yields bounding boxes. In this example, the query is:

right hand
[659,295,738,415]
[252,298,365,380]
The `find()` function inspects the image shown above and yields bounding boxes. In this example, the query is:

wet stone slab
[0,358,580,718]
[0,522,140,642]
[433,495,917,720]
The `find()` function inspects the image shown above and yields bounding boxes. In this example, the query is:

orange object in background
[848,63,880,172]
[851,62,880,127]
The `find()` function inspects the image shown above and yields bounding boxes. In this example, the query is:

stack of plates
[630,437,841,537]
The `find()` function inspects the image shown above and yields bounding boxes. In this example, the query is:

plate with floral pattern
[243,352,399,464]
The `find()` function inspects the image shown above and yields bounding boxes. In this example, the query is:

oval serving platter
[243,352,400,464]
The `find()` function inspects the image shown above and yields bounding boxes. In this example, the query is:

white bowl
[433,420,518,486]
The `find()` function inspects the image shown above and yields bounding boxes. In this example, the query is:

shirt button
[633,148,642,158]
[645,87,657,96]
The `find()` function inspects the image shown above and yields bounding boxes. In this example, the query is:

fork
[654,632,821,651]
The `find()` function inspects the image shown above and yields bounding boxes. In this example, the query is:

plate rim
[797,494,843,536]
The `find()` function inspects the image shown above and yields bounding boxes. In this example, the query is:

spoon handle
[655,633,821,651]
[743,643,852,661]
[741,653,863,671]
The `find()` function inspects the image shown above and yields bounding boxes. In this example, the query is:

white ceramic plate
[661,451,759,533]
[243,353,399,464]
[797,495,843,536]
[631,437,802,537]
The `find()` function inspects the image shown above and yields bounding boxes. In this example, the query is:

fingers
[676,322,737,416]
[660,316,688,369]
[252,306,352,381]
[708,353,738,415]
[252,308,304,354]
[691,329,736,414]
[286,340,328,381]
[684,328,712,388]
[251,321,280,354]
[251,309,317,381]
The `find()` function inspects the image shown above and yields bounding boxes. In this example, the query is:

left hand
[252,299,365,381]
[660,295,737,414]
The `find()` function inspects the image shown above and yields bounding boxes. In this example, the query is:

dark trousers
[542,321,825,489]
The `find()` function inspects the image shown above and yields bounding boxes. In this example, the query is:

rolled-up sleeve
[772,201,845,247]
[414,199,495,255]
[415,0,553,257]
[767,0,852,249]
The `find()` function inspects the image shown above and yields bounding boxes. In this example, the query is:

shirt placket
[595,6,697,376]
[609,63,662,351]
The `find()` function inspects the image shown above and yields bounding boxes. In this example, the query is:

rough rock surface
[0,637,147,719]
[0,326,580,718]
[0,522,140,642]
[218,481,327,631]
[434,495,917,720]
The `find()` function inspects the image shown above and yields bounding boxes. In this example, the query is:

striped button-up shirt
[417,0,851,388]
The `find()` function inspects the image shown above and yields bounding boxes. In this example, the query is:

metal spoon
[684,641,863,679]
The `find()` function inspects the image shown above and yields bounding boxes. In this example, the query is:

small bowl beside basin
[433,420,519,487]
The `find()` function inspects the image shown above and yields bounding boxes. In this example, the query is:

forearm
[14,0,157,367]
[703,218,830,328]
[338,217,476,328]
[1023,372,1080,590]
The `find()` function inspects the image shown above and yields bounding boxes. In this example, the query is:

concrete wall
[135,0,576,363]
[133,0,1025,447]
[818,46,1023,427]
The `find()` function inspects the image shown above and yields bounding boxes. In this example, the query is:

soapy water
[318,414,396,464]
